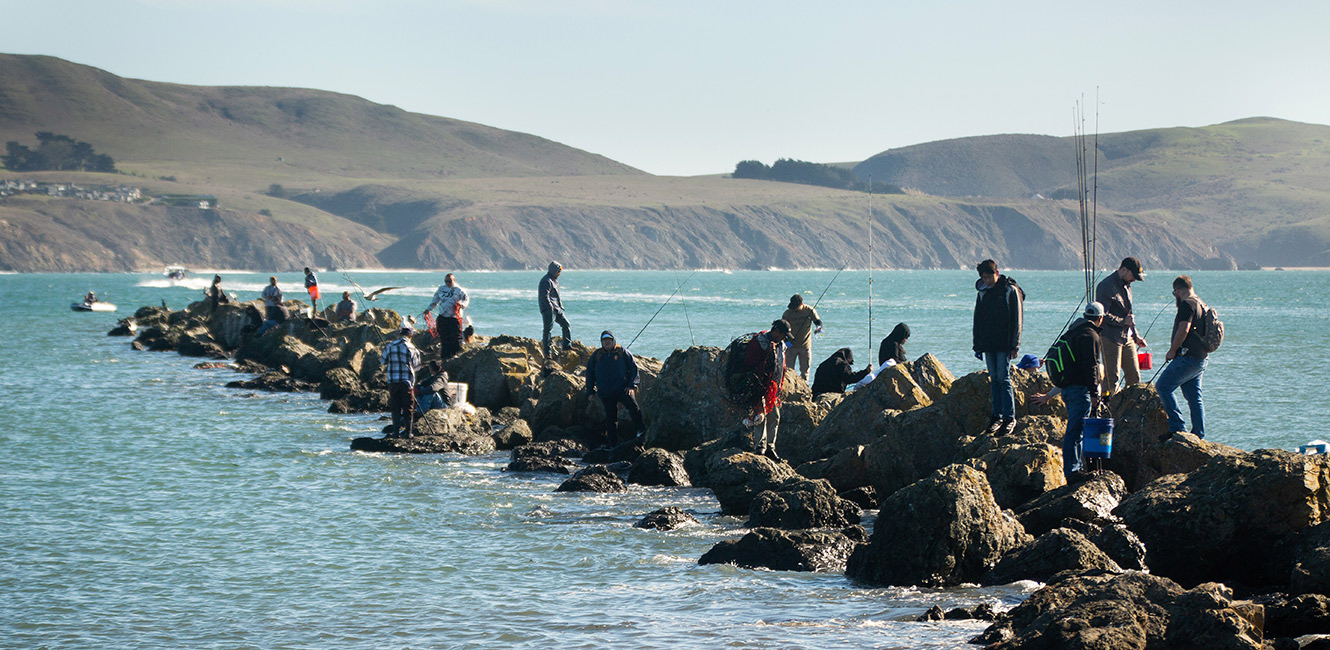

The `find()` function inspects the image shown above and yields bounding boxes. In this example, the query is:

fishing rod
[867,176,874,354]
[627,270,698,350]
[811,263,848,311]
[1140,302,1170,339]
[674,269,696,346]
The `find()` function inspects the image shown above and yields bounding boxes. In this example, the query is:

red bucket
[1137,349,1153,370]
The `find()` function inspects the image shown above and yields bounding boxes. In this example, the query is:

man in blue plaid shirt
[380,324,422,437]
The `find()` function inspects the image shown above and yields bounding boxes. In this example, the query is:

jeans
[984,352,1015,419]
[1156,356,1207,437]
[1061,384,1092,478]
[415,392,445,416]
[541,309,571,356]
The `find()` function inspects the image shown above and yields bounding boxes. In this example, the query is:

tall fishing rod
[867,176,874,354]
[674,269,696,346]
[811,263,848,311]
[627,270,698,350]
[1091,88,1101,281]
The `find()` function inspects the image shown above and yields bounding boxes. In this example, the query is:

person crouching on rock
[811,347,873,397]
[586,330,645,448]
[1033,301,1104,480]
[414,360,454,416]
[742,319,790,460]
[878,322,910,366]
[334,291,357,323]
[380,324,422,438]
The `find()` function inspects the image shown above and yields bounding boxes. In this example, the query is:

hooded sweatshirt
[878,323,911,366]
[973,275,1025,353]
[811,347,872,396]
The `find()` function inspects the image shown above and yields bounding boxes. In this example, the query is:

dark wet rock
[747,478,861,529]
[973,571,1265,650]
[917,605,947,621]
[192,361,235,370]
[917,603,998,622]
[349,408,495,455]
[634,507,698,531]
[1106,385,1246,491]
[794,444,871,493]
[984,527,1122,585]
[839,485,878,510]
[628,448,691,487]
[556,465,628,493]
[698,526,864,573]
[846,464,1029,587]
[177,326,227,357]
[1090,523,1149,572]
[527,370,591,435]
[225,370,317,393]
[135,324,182,351]
[504,439,585,474]
[492,419,535,451]
[1294,546,1330,596]
[108,319,136,336]
[1254,593,1330,638]
[319,367,366,401]
[699,448,800,516]
[1116,449,1330,588]
[771,392,838,466]
[328,389,388,414]
[492,406,523,427]
[583,440,645,465]
[1014,470,1128,537]
[130,339,148,351]
[681,426,752,487]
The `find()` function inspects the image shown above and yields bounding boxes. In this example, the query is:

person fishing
[973,259,1025,437]
[423,273,469,361]
[585,330,645,448]
[257,276,286,336]
[811,347,873,397]
[1033,302,1105,480]
[414,360,454,416]
[779,294,822,382]
[334,291,357,322]
[741,319,790,460]
[304,267,320,315]
[1157,275,1211,439]
[539,261,572,358]
[380,324,422,438]
[877,322,911,366]
[205,274,230,310]
[1095,257,1148,395]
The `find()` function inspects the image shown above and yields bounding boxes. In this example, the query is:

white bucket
[448,382,469,408]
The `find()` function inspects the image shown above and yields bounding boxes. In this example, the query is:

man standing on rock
[780,294,822,382]
[586,330,645,448]
[380,324,422,438]
[262,275,283,317]
[423,273,469,362]
[539,262,572,358]
[1095,257,1148,395]
[973,259,1025,436]
[1157,275,1210,438]
[1035,302,1105,479]
[304,267,320,315]
[742,319,790,461]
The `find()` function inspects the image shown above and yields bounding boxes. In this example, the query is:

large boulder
[527,370,591,436]
[800,364,933,459]
[983,527,1123,585]
[698,527,865,573]
[1116,449,1330,588]
[974,572,1265,650]
[1106,384,1246,491]
[225,370,317,392]
[746,478,861,529]
[505,440,584,474]
[556,465,628,493]
[771,393,840,466]
[795,444,872,493]
[641,346,731,451]
[204,302,260,350]
[492,419,535,450]
[349,408,495,454]
[969,440,1065,510]
[846,464,1029,587]
[1255,593,1330,639]
[1015,471,1129,537]
[700,448,801,516]
[908,353,955,403]
[444,342,539,410]
[627,448,691,487]
[319,367,366,401]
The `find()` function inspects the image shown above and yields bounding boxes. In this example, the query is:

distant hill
[854,119,1330,266]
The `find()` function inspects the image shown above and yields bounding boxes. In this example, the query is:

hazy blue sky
[6,0,1328,175]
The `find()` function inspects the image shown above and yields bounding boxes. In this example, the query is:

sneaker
[742,413,765,428]
[982,416,1002,435]
[998,417,1017,436]
[764,447,782,462]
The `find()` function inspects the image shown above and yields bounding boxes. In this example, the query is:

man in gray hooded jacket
[539,261,572,357]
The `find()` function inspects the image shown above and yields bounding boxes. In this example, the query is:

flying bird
[342,274,401,301]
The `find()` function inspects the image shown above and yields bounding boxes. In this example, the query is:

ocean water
[2,269,1326,649]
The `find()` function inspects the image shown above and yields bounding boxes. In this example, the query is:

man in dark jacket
[811,348,873,396]
[414,360,455,415]
[973,259,1025,436]
[586,330,643,447]
[1095,257,1148,395]
[1039,302,1105,479]
[539,261,572,358]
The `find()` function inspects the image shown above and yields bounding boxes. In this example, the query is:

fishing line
[627,270,697,350]
[1140,302,1171,339]
[674,269,696,346]
[811,264,847,311]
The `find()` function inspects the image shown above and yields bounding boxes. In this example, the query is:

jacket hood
[885,323,910,344]
[832,347,854,365]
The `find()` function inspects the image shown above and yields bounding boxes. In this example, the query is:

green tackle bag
[1043,333,1077,389]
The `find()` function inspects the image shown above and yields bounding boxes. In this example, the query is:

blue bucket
[1082,417,1114,458]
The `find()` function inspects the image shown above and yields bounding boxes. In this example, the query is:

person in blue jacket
[586,330,645,447]
[539,261,572,358]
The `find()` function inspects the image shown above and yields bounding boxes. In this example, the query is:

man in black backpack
[1034,301,1105,480]
[1156,275,1209,438]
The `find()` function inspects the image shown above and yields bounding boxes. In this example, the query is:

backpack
[1196,301,1224,353]
[1043,331,1078,389]
[722,333,762,406]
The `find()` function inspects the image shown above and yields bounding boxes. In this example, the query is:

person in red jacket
[741,319,790,460]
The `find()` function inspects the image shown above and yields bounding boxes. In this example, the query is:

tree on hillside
[2,132,116,173]
[730,158,902,194]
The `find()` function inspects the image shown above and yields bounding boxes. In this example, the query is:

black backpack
[1197,301,1225,353]
[722,332,762,406]
[1043,331,1078,389]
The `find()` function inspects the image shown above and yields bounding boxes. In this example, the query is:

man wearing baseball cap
[1094,256,1148,396]
[379,323,421,438]
[1035,302,1105,480]
[585,330,645,448]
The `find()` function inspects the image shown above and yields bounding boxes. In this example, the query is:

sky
[5,0,1330,176]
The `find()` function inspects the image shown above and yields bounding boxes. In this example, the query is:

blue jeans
[1061,384,1092,477]
[1156,356,1207,437]
[541,310,571,356]
[415,392,445,415]
[984,352,1015,419]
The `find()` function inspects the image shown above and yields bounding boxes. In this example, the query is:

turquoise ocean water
[2,269,1326,649]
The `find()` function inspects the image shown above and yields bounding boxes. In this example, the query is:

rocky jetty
[114,298,1330,646]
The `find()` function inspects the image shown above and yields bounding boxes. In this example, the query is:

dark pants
[438,316,463,361]
[388,382,415,436]
[541,309,571,356]
[599,391,644,446]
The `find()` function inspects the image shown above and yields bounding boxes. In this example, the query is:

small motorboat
[72,300,117,312]
[165,265,188,282]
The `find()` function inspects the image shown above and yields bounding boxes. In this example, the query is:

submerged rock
[225,370,317,393]
[698,526,864,572]
[634,507,698,531]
